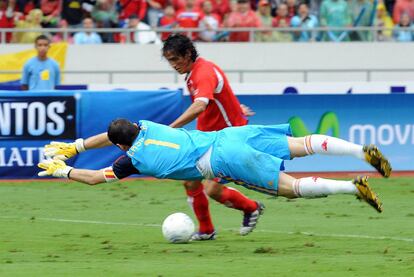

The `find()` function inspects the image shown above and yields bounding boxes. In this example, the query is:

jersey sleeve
[192,65,217,101]
[110,155,140,180]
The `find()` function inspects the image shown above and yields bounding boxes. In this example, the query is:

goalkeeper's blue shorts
[210,124,291,196]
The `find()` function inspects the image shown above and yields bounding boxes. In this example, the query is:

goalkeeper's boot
[240,202,265,236]
[353,176,383,213]
[363,144,392,178]
[190,230,217,241]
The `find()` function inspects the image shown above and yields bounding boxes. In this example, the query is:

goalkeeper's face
[163,50,193,74]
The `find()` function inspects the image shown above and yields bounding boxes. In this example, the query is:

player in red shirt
[162,34,263,240]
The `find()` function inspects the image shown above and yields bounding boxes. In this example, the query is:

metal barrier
[0,26,402,44]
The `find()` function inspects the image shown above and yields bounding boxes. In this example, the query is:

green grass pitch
[1,177,413,276]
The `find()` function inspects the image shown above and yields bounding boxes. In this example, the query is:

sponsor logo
[349,124,414,145]
[0,96,76,140]
[288,112,340,137]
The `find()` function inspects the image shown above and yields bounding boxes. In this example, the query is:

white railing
[0,26,404,44]
[2,68,414,83]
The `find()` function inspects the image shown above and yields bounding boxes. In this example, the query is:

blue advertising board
[0,90,184,178]
[236,94,414,172]
[0,92,413,178]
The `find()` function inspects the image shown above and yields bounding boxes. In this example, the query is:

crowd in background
[0,0,413,44]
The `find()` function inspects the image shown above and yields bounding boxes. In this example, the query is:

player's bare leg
[183,180,216,240]
[287,136,392,177]
[277,172,383,212]
[204,180,264,236]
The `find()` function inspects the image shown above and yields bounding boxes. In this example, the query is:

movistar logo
[288,112,340,137]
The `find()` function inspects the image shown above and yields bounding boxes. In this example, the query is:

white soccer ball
[162,212,195,243]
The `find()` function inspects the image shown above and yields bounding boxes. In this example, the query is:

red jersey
[186,57,247,131]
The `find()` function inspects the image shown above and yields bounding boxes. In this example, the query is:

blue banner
[0,90,183,178]
[236,94,414,172]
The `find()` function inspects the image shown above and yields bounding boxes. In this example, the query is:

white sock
[293,177,358,198]
[304,135,365,160]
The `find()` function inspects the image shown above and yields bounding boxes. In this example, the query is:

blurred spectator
[198,0,220,41]
[384,0,395,16]
[171,0,185,11]
[15,0,39,15]
[393,12,414,41]
[40,0,61,27]
[12,8,43,43]
[21,35,60,90]
[374,2,394,41]
[349,0,373,41]
[52,19,74,42]
[128,14,160,43]
[159,4,177,40]
[225,0,261,42]
[176,0,201,40]
[196,0,230,21]
[255,0,275,42]
[0,0,19,43]
[320,0,352,41]
[61,0,84,27]
[286,0,297,17]
[290,2,318,41]
[92,0,118,26]
[392,0,414,24]
[308,0,322,17]
[272,3,291,26]
[117,0,146,24]
[73,16,102,43]
[92,0,118,42]
[272,3,292,41]
[147,0,167,27]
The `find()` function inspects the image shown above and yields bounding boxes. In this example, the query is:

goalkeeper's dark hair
[107,118,139,146]
[162,34,198,62]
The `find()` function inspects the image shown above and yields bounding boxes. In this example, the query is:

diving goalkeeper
[40,119,392,214]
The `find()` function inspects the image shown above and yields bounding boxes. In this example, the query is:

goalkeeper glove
[38,159,73,178]
[44,138,86,161]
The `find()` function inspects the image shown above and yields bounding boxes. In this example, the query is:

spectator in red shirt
[0,0,19,43]
[176,0,201,39]
[118,0,146,23]
[15,0,39,15]
[393,0,414,23]
[40,0,61,27]
[159,4,176,40]
[196,0,230,22]
[171,0,185,11]
[286,0,297,17]
[225,0,261,42]
[272,2,291,27]
[162,34,261,240]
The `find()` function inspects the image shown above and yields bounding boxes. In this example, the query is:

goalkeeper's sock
[305,135,365,160]
[293,177,357,198]
[218,186,258,213]
[185,183,214,234]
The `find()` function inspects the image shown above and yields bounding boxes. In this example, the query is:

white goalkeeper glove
[43,138,86,161]
[38,159,73,178]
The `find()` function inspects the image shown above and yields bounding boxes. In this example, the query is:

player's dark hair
[162,34,199,62]
[35,34,50,44]
[107,119,139,147]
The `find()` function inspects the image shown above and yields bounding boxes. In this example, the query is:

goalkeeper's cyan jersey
[127,120,217,180]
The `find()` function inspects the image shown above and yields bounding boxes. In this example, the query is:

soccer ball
[162,212,195,243]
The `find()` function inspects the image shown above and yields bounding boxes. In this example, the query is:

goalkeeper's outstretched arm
[38,155,140,185]
[44,132,113,160]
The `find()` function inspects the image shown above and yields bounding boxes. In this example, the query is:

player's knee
[204,180,222,200]
[183,180,202,190]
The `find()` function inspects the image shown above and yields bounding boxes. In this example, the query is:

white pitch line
[1,216,413,243]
